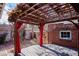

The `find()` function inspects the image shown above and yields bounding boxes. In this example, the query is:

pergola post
[39,23,44,47]
[14,22,23,56]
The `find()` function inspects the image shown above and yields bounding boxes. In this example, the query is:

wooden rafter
[17,3,39,18]
[28,14,45,20]
[22,16,40,23]
[8,3,79,25]
[17,19,39,25]
[46,15,79,24]
[20,4,48,20]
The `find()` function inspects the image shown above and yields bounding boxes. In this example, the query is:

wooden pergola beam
[49,4,78,22]
[17,3,39,18]
[20,4,48,20]
[51,3,68,10]
[49,4,63,20]
[68,20,79,28]
[46,16,79,24]
[19,4,51,23]
[27,14,45,21]
[24,5,58,22]
[70,3,79,13]
[17,19,39,25]
[9,3,79,24]
[22,16,42,23]
[20,3,74,22]
[9,3,79,23]
[22,15,43,23]
[49,3,75,18]
[32,11,47,20]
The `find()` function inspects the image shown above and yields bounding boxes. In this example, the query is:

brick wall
[48,23,78,48]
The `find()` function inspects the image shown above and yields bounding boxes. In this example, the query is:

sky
[0,3,16,24]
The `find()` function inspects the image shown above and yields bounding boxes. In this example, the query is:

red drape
[39,23,44,46]
[15,22,23,55]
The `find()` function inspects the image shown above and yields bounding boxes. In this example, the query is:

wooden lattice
[8,3,79,25]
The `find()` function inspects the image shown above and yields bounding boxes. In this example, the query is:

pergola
[8,3,79,56]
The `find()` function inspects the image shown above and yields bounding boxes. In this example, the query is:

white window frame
[59,30,72,40]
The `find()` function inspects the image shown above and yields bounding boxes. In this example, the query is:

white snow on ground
[21,44,78,56]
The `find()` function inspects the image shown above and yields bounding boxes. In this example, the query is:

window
[27,24,32,28]
[59,30,71,40]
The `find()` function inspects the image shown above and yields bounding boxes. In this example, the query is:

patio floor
[0,39,78,56]
[21,44,78,56]
[0,39,37,56]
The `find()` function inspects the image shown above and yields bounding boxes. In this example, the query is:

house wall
[0,24,13,42]
[48,24,79,48]
[35,32,48,44]
[24,24,49,44]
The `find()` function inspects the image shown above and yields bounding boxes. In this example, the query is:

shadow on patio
[21,44,78,56]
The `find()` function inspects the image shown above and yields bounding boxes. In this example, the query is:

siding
[48,23,78,48]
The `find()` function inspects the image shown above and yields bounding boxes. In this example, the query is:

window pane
[60,31,71,40]
[61,32,64,37]
[67,32,70,38]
